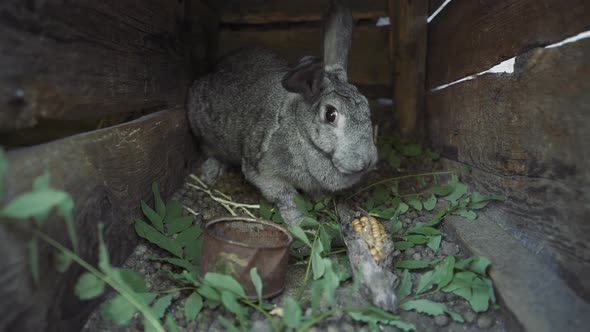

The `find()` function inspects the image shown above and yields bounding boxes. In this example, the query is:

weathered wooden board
[427,0,590,89]
[444,213,590,332]
[392,0,429,137]
[428,0,446,15]
[219,25,392,87]
[0,108,198,332]
[219,0,387,24]
[426,40,590,297]
[0,0,191,132]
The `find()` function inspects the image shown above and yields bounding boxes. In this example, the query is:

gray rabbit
[186,0,378,226]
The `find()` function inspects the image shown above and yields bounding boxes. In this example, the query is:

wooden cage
[0,0,588,331]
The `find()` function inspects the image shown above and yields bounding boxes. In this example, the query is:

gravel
[477,314,494,329]
[434,315,450,327]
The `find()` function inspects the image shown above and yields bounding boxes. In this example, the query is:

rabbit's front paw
[200,157,226,186]
[279,205,305,227]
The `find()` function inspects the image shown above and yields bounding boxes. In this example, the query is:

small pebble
[431,292,446,302]
[445,292,457,302]
[406,248,416,256]
[174,311,183,320]
[434,315,450,327]
[162,264,172,272]
[327,326,339,332]
[154,262,161,269]
[477,314,494,329]
[172,291,181,300]
[393,250,401,257]
[414,245,425,252]
[464,310,477,323]
[412,253,422,260]
[441,241,459,256]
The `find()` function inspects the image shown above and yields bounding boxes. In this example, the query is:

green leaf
[294,193,313,214]
[117,268,148,293]
[433,256,456,289]
[176,225,203,247]
[371,187,391,206]
[397,270,412,301]
[28,238,40,286]
[151,294,172,318]
[406,198,423,211]
[31,170,51,223]
[2,189,68,219]
[55,251,72,273]
[166,216,193,234]
[469,256,491,275]
[401,144,422,157]
[135,219,182,257]
[283,296,302,329]
[443,176,468,203]
[97,223,112,273]
[258,201,273,220]
[166,314,179,332]
[387,152,402,169]
[371,207,396,219]
[426,209,448,227]
[184,292,203,323]
[404,235,429,244]
[288,226,311,247]
[469,192,505,209]
[0,148,6,199]
[391,219,403,235]
[250,268,263,304]
[141,200,164,232]
[395,241,414,250]
[204,272,246,298]
[312,251,326,280]
[58,197,78,253]
[218,317,240,332]
[321,259,340,304]
[430,184,453,196]
[470,282,490,312]
[185,235,203,264]
[456,209,477,220]
[197,284,220,302]
[152,183,166,219]
[311,280,323,313]
[164,200,183,221]
[423,194,437,211]
[426,150,440,161]
[318,224,332,254]
[397,259,440,269]
[221,291,242,314]
[348,307,415,331]
[396,202,409,214]
[427,235,442,252]
[75,272,105,300]
[100,293,156,325]
[406,226,441,236]
[416,270,435,294]
[300,216,320,228]
[400,299,463,322]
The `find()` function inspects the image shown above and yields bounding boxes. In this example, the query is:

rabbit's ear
[321,0,353,82]
[282,57,324,99]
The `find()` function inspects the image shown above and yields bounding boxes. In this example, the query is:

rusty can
[199,216,292,299]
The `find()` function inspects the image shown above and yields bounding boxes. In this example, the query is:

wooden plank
[220,0,388,24]
[427,0,590,89]
[0,0,191,132]
[444,212,590,332]
[0,108,198,332]
[428,0,446,15]
[219,24,392,87]
[426,40,590,297]
[392,0,429,137]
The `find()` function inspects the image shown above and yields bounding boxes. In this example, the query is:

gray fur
[186,0,377,225]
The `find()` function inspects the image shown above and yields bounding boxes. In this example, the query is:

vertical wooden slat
[391,0,429,138]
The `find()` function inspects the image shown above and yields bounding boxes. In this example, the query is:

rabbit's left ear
[282,57,324,99]
[321,0,353,82]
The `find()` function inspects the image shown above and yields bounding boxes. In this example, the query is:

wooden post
[390,0,429,138]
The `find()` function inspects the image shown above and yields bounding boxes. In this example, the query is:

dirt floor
[83,136,510,332]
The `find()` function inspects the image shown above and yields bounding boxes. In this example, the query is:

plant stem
[347,171,453,199]
[401,289,440,303]
[241,299,278,330]
[294,232,318,301]
[159,287,197,294]
[34,230,167,332]
[325,249,346,256]
[295,306,368,332]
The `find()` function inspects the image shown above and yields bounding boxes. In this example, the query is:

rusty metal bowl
[199,216,293,299]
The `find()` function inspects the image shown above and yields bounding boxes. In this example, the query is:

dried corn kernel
[351,214,388,263]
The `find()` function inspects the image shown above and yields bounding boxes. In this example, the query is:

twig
[347,171,454,199]
[183,206,200,217]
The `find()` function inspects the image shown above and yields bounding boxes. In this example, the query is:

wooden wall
[0,0,217,143]
[425,0,590,298]
[0,1,215,330]
[217,0,392,97]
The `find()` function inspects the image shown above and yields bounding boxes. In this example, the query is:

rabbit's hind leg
[200,157,226,186]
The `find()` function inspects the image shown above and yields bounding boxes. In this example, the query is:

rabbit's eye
[325,106,338,123]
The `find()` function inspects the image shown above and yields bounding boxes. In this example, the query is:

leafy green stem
[33,230,166,332]
[401,289,441,304]
[295,306,368,332]
[295,232,319,301]
[241,299,278,330]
